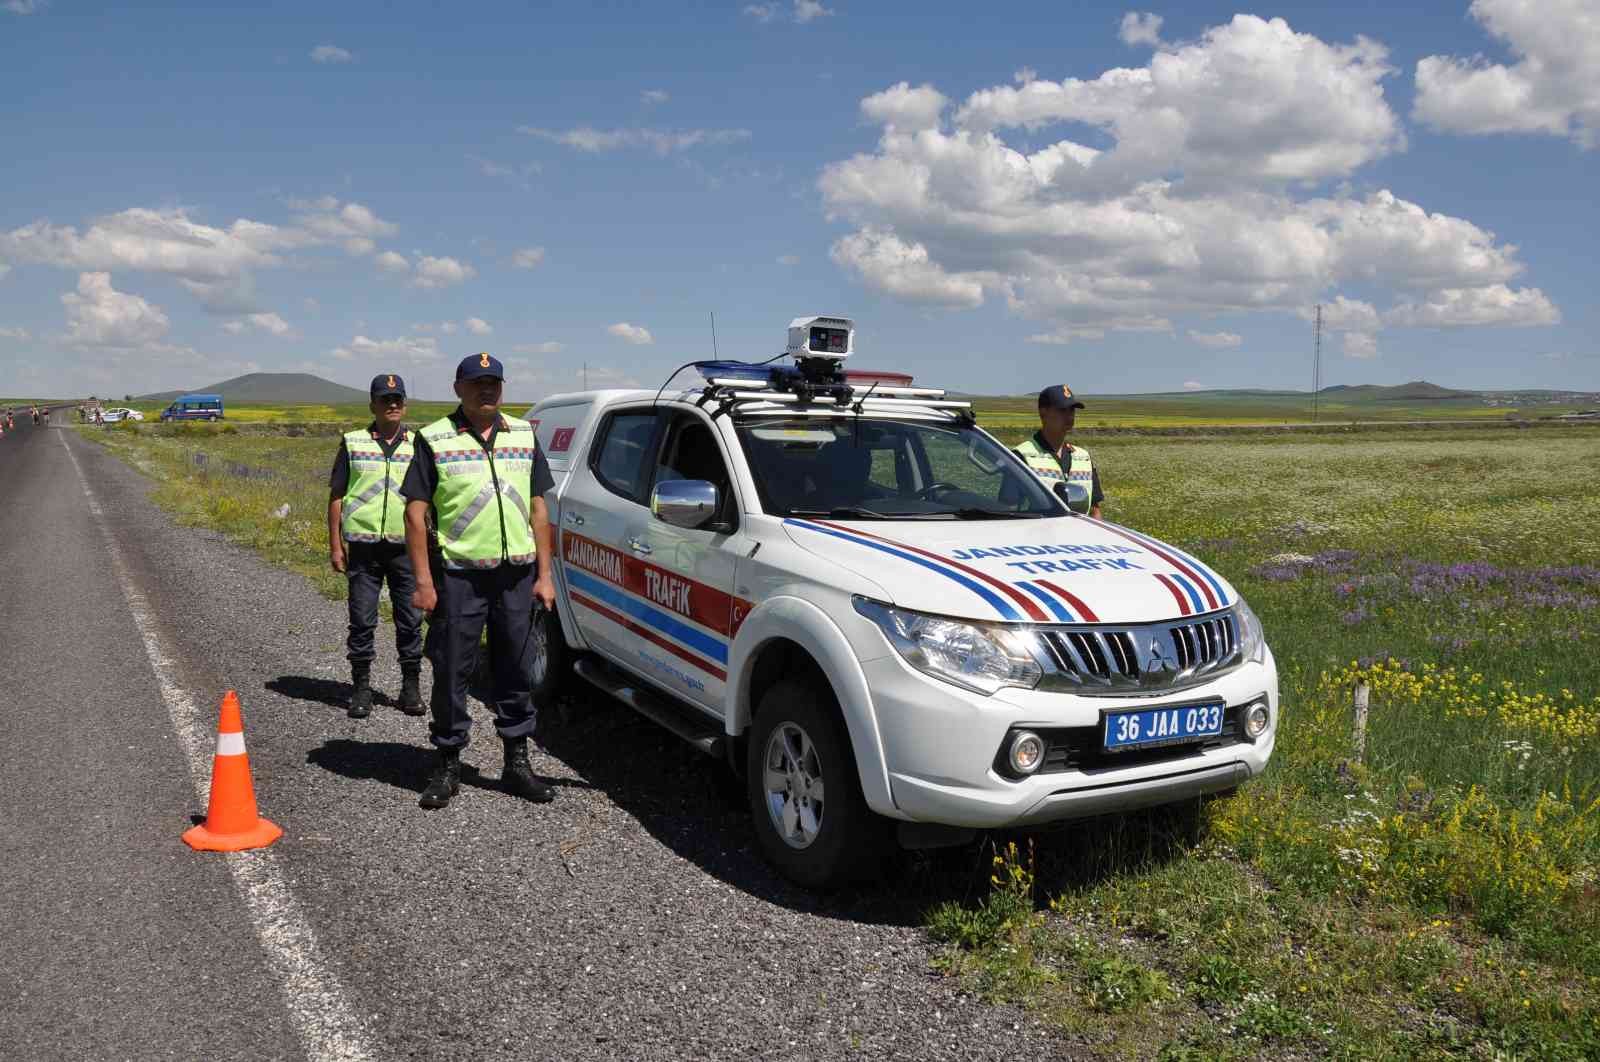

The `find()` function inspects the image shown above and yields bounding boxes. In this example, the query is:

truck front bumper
[862,647,1278,830]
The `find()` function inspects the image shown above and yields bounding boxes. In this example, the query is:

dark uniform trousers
[345,541,424,666]
[425,562,539,750]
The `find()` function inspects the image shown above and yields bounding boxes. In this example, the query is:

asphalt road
[0,416,1081,1061]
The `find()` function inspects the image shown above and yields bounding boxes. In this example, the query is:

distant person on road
[328,374,425,719]
[401,352,557,809]
[1014,384,1104,519]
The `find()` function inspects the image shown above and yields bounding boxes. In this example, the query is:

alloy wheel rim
[762,722,825,849]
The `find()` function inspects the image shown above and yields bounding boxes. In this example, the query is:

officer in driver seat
[1014,384,1104,518]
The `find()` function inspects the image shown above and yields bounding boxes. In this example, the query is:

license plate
[1103,702,1224,751]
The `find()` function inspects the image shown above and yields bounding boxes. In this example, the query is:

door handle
[626,537,652,555]
[565,511,585,526]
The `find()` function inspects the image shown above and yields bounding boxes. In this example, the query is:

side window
[653,415,737,528]
[591,410,662,504]
[921,428,1017,507]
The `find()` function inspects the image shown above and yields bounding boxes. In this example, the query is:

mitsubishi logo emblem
[1146,636,1173,673]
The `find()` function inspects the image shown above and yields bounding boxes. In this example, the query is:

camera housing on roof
[787,315,854,361]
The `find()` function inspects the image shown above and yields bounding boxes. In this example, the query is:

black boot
[502,737,555,803]
[348,662,373,719]
[419,749,461,809]
[398,666,425,716]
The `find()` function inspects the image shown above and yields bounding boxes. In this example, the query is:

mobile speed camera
[786,316,854,361]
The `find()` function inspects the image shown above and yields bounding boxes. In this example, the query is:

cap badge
[1060,385,1073,398]
[386,375,396,389]
[479,352,491,368]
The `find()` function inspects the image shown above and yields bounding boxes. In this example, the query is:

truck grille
[1035,612,1242,695]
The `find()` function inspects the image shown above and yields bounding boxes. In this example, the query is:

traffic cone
[182,690,283,851]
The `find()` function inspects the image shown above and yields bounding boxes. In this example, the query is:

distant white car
[99,408,145,422]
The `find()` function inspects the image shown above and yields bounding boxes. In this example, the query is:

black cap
[456,352,505,381]
[1038,384,1085,410]
[370,373,407,399]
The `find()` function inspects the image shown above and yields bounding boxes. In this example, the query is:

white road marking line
[61,432,379,1062]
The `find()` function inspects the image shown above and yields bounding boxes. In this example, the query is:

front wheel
[746,680,887,889]
[528,602,571,704]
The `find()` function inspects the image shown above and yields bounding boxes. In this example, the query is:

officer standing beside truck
[401,352,558,809]
[1014,384,1104,519]
[328,374,425,718]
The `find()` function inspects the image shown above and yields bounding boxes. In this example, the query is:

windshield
[734,416,1064,520]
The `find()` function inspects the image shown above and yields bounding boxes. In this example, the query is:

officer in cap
[401,352,557,808]
[1014,384,1104,519]
[328,374,425,718]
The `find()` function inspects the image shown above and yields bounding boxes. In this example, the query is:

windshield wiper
[947,507,1046,520]
[788,506,902,519]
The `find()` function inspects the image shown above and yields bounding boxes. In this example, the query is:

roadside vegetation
[929,427,1600,1059]
[81,411,1600,1058]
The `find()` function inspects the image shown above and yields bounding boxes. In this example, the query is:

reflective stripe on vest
[341,429,414,544]
[421,414,537,569]
[1014,434,1093,488]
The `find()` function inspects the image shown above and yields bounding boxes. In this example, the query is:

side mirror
[1053,480,1092,514]
[652,479,719,529]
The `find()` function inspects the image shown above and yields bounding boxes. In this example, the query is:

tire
[528,602,572,704]
[746,679,887,889]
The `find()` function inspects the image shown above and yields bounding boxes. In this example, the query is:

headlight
[1235,600,1268,665]
[854,598,1042,696]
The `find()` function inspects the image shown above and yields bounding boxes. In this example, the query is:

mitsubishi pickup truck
[526,316,1277,887]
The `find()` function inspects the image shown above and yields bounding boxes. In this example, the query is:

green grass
[83,418,1600,1056]
[968,393,1596,429]
[923,425,1600,1059]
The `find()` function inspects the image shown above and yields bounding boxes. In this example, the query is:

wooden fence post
[1352,680,1371,764]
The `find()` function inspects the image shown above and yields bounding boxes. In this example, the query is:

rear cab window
[589,410,662,505]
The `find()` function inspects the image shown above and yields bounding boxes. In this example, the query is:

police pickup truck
[527,317,1277,887]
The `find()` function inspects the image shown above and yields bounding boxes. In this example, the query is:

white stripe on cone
[216,731,247,756]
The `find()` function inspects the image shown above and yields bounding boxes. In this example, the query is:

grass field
[82,419,1600,1058]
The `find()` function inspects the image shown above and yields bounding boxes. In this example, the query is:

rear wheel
[529,603,572,704]
[746,680,886,889]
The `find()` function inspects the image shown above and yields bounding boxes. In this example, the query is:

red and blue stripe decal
[1096,522,1230,612]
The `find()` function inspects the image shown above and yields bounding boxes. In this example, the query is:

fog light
[1245,702,1270,739]
[1008,730,1045,775]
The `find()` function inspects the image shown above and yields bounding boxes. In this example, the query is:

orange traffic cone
[182,690,284,851]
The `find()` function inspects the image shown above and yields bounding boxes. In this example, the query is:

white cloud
[411,255,476,289]
[330,334,442,365]
[1182,380,1206,391]
[641,89,670,105]
[61,272,170,349]
[819,14,1558,348]
[1118,12,1164,47]
[311,44,353,64]
[510,246,546,269]
[288,197,398,252]
[511,341,564,355]
[1414,0,1600,149]
[4,1,46,14]
[859,82,948,131]
[464,317,492,335]
[221,312,294,337]
[830,229,985,308]
[777,254,801,265]
[1384,284,1561,328]
[0,325,29,340]
[1343,332,1379,358]
[520,126,752,155]
[1188,330,1242,348]
[440,321,458,334]
[794,0,832,23]
[607,322,655,345]
[375,250,410,273]
[742,3,778,21]
[469,155,541,189]
[1306,295,1382,333]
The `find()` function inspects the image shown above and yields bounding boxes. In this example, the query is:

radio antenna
[710,311,720,359]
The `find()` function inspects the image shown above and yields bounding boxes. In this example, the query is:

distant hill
[1319,380,1475,401]
[139,373,370,404]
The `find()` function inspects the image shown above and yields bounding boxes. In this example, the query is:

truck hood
[782,515,1237,625]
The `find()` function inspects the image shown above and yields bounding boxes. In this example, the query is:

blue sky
[1,0,1596,400]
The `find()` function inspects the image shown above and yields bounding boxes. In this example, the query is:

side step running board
[572,657,725,759]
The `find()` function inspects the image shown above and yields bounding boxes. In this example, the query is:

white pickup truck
[526,317,1277,887]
